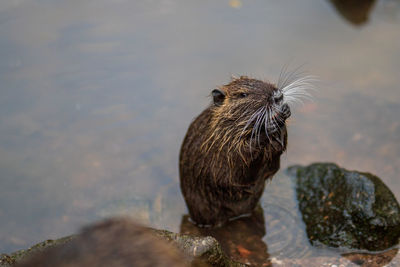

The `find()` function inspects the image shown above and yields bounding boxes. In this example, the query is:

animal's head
[211,76,291,139]
[203,74,314,158]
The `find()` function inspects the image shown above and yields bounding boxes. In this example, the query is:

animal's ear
[212,89,225,106]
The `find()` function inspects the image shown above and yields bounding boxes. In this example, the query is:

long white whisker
[270,106,285,124]
[281,74,317,106]
[243,106,264,153]
[269,107,278,133]
[240,107,264,139]
[277,64,289,89]
[265,107,272,144]
[282,76,317,92]
[252,108,266,148]
[278,63,307,89]
[258,108,268,146]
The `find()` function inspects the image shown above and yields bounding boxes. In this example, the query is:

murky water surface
[1,0,400,264]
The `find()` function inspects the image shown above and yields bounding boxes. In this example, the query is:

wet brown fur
[16,218,187,267]
[179,76,289,226]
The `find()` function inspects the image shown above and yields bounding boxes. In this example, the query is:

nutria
[179,75,309,226]
[16,218,187,267]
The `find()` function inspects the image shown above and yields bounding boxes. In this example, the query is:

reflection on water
[0,0,400,265]
[180,172,311,266]
[180,171,399,266]
[181,206,270,265]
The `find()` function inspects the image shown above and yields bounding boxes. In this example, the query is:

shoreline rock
[0,228,244,267]
[288,162,400,251]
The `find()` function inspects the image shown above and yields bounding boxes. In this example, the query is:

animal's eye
[239,93,248,98]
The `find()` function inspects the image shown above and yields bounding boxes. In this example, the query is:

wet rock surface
[153,229,245,266]
[0,228,244,267]
[288,163,400,251]
[0,236,75,267]
[2,227,399,267]
[342,248,399,267]
[268,249,400,267]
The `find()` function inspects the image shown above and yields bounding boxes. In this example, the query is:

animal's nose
[273,92,283,103]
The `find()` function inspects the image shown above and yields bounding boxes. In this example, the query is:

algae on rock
[288,163,400,251]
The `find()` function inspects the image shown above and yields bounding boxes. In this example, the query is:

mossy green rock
[288,163,400,251]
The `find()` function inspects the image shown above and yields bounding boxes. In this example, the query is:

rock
[153,229,246,266]
[343,248,399,267]
[288,163,400,251]
[0,236,75,267]
[1,221,244,267]
[180,205,271,266]
[267,249,400,267]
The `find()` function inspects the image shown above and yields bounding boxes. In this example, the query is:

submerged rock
[288,163,400,251]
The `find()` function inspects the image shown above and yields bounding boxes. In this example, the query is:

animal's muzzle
[281,103,291,120]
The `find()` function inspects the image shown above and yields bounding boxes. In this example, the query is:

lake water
[1,0,400,264]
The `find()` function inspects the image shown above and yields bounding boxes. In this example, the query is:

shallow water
[1,0,400,263]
